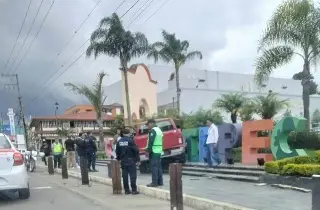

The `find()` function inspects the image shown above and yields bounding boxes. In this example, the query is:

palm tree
[254,0,320,129]
[254,92,289,119]
[86,13,149,126]
[147,30,202,114]
[214,93,246,123]
[64,72,107,146]
[239,100,256,121]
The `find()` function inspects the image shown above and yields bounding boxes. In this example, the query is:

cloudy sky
[0,0,317,118]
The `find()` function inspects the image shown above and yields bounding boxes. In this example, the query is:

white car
[0,133,30,199]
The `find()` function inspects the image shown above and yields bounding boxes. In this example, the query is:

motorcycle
[24,150,38,172]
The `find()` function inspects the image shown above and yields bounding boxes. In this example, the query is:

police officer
[85,131,98,172]
[145,119,164,188]
[116,128,140,195]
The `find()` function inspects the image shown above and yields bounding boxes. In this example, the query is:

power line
[27,0,133,103]
[3,0,33,72]
[7,0,44,74]
[12,0,56,74]
[120,0,140,18]
[127,0,155,27]
[114,0,127,13]
[144,0,170,23]
[45,0,103,70]
[29,50,86,102]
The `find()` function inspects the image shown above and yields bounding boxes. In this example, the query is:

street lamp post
[55,102,59,129]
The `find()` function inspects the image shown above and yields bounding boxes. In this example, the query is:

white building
[105,64,320,122]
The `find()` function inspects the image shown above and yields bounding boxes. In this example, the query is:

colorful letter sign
[242,120,274,164]
[271,116,311,160]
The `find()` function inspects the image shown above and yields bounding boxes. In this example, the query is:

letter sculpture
[217,123,242,163]
[242,120,274,165]
[271,116,312,160]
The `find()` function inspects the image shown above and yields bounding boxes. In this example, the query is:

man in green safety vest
[52,139,63,169]
[145,119,164,187]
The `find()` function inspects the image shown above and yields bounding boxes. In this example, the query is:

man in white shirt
[206,118,221,167]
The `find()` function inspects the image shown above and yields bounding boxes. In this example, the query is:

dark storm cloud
[0,0,281,117]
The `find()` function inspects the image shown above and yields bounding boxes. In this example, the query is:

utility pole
[1,73,28,148]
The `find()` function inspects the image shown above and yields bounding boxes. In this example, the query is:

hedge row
[288,131,320,150]
[265,151,320,177]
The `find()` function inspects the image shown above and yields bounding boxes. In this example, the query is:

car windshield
[0,135,12,149]
[138,120,174,135]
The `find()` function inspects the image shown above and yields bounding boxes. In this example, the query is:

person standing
[75,132,89,184]
[111,128,121,159]
[65,135,76,169]
[145,119,164,188]
[85,132,98,172]
[40,140,50,166]
[52,139,63,169]
[116,128,140,195]
[206,118,221,167]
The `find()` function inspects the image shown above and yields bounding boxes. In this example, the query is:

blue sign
[0,124,24,135]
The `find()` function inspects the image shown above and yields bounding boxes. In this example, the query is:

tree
[147,30,202,114]
[239,100,256,121]
[254,92,289,119]
[283,109,292,117]
[214,93,246,123]
[254,0,320,129]
[181,108,223,129]
[86,13,149,126]
[110,115,124,135]
[64,72,107,146]
[292,72,318,95]
[312,109,320,127]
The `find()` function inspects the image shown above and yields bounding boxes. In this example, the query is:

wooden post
[169,163,183,210]
[111,160,122,194]
[48,156,54,175]
[107,162,112,178]
[61,156,68,179]
[80,157,89,185]
[313,175,320,210]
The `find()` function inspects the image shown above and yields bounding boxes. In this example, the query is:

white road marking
[31,186,52,190]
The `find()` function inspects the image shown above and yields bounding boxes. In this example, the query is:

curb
[39,165,255,210]
[270,184,311,193]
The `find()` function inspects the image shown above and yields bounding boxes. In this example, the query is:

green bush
[232,147,242,162]
[281,164,320,177]
[265,151,320,176]
[265,161,279,174]
[288,131,320,150]
[96,151,107,160]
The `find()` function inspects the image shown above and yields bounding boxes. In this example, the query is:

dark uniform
[116,134,140,194]
[85,135,98,172]
[75,134,89,185]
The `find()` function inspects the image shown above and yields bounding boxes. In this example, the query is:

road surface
[0,168,196,210]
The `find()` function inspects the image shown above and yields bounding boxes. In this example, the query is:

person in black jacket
[40,139,50,166]
[75,132,89,184]
[116,128,140,195]
[85,131,98,172]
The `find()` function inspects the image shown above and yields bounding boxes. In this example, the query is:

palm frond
[254,46,294,85]
[185,51,203,62]
[254,92,289,119]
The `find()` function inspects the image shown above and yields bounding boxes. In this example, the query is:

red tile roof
[32,111,114,121]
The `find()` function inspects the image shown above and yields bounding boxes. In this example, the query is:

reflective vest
[148,127,163,154]
[53,143,63,154]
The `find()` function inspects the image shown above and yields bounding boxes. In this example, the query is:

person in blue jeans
[85,132,98,172]
[145,119,164,188]
[205,118,221,167]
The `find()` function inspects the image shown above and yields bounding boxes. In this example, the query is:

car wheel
[19,185,30,200]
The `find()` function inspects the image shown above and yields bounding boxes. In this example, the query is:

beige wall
[121,64,157,119]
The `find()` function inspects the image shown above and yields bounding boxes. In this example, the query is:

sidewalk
[35,169,196,210]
